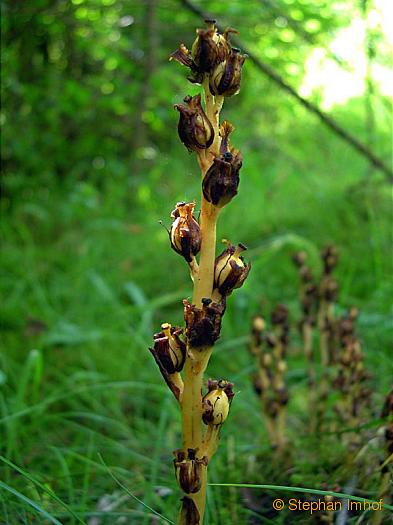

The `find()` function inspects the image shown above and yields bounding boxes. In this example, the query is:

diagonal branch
[180,0,393,182]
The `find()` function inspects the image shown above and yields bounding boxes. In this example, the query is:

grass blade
[0,480,62,525]
[98,454,174,524]
[209,483,393,511]
[0,456,87,524]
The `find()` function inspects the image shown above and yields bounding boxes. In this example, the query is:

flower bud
[173,449,208,494]
[202,379,234,425]
[214,240,251,296]
[169,202,201,262]
[183,298,225,348]
[150,323,186,374]
[174,94,214,152]
[209,48,247,97]
[202,122,243,208]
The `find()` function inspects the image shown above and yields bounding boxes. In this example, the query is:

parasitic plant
[332,306,372,441]
[292,246,339,429]
[249,305,290,452]
[292,247,373,435]
[149,20,249,524]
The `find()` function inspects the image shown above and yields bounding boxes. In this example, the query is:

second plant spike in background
[249,305,290,453]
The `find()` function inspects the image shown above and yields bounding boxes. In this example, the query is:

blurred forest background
[1,0,392,523]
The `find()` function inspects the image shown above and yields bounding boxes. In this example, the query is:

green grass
[0,155,392,525]
[1,98,392,523]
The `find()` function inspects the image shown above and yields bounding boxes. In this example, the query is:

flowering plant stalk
[292,247,339,430]
[292,247,373,436]
[149,20,249,524]
[249,306,290,452]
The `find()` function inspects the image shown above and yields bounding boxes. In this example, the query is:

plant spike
[292,251,318,429]
[249,306,290,453]
[150,20,249,524]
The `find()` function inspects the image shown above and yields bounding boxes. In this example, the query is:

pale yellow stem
[192,201,219,305]
[181,348,212,451]
[178,78,224,525]
[188,257,199,283]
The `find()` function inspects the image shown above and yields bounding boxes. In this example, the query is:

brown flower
[214,240,251,296]
[202,379,234,425]
[209,48,247,97]
[174,94,214,152]
[191,20,232,74]
[173,449,208,494]
[202,121,242,208]
[170,20,236,81]
[169,202,201,262]
[183,298,226,348]
[150,323,186,374]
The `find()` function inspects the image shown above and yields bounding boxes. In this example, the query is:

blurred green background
[1,0,392,523]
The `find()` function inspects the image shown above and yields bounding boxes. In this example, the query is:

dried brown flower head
[214,240,251,296]
[150,323,186,374]
[170,20,239,83]
[202,379,234,425]
[209,48,247,97]
[173,449,208,494]
[169,201,201,262]
[174,94,214,152]
[183,298,226,348]
[202,121,242,207]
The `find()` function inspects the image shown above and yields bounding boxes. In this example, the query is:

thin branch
[180,0,393,182]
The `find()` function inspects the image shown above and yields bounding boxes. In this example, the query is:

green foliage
[1,0,392,523]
